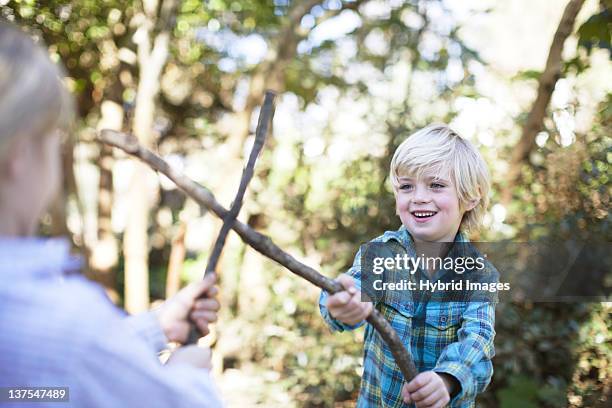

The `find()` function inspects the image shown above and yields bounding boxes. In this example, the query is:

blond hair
[389,124,490,232]
[0,21,74,159]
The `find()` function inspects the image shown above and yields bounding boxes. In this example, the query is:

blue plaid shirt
[319,226,496,407]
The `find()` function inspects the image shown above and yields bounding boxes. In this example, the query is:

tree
[502,0,586,204]
[122,0,180,312]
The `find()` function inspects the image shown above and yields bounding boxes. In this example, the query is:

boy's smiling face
[395,174,472,243]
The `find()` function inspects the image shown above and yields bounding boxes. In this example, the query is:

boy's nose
[411,185,431,203]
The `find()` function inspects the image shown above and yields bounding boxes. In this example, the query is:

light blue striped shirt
[0,237,223,407]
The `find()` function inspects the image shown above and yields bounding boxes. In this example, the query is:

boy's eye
[430,183,445,189]
[399,184,413,191]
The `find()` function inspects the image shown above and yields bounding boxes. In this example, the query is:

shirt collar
[380,225,470,256]
[376,226,470,282]
[0,236,83,278]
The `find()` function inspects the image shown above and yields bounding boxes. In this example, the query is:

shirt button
[440,316,447,323]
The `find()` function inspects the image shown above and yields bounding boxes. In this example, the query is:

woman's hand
[155,273,220,343]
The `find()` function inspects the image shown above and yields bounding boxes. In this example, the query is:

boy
[319,124,496,407]
[0,21,223,406]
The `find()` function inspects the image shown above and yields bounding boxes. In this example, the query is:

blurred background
[1,0,610,406]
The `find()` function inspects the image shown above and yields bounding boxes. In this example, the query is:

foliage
[488,95,611,408]
[2,0,610,406]
[577,0,611,57]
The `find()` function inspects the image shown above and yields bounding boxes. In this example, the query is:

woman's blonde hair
[0,21,74,159]
[389,123,490,232]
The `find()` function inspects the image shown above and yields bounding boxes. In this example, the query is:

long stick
[205,91,275,275]
[186,91,276,344]
[98,129,418,381]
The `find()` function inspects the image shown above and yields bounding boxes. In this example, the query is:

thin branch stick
[205,91,276,275]
[186,91,276,344]
[97,129,418,381]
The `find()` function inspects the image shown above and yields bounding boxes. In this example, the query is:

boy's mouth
[410,211,438,222]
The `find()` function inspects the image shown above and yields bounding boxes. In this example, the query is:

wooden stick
[205,91,276,275]
[186,91,276,344]
[97,129,418,381]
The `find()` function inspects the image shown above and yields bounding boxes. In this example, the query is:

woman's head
[0,21,75,235]
[0,21,74,158]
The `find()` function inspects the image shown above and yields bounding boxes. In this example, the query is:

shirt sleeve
[319,246,367,332]
[124,312,168,353]
[73,298,223,407]
[432,301,496,406]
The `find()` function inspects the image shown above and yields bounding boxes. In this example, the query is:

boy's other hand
[402,371,455,407]
[165,345,212,370]
[326,274,372,326]
[155,273,220,343]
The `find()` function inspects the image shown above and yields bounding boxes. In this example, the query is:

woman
[0,21,223,407]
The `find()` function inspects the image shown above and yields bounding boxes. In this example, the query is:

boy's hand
[326,274,372,326]
[155,273,220,343]
[402,371,456,407]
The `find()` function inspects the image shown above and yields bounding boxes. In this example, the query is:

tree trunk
[123,0,175,313]
[48,141,73,237]
[165,222,186,298]
[91,101,123,301]
[502,0,586,204]
[124,166,153,312]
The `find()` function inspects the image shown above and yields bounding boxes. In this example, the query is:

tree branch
[502,0,586,204]
[97,128,418,381]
